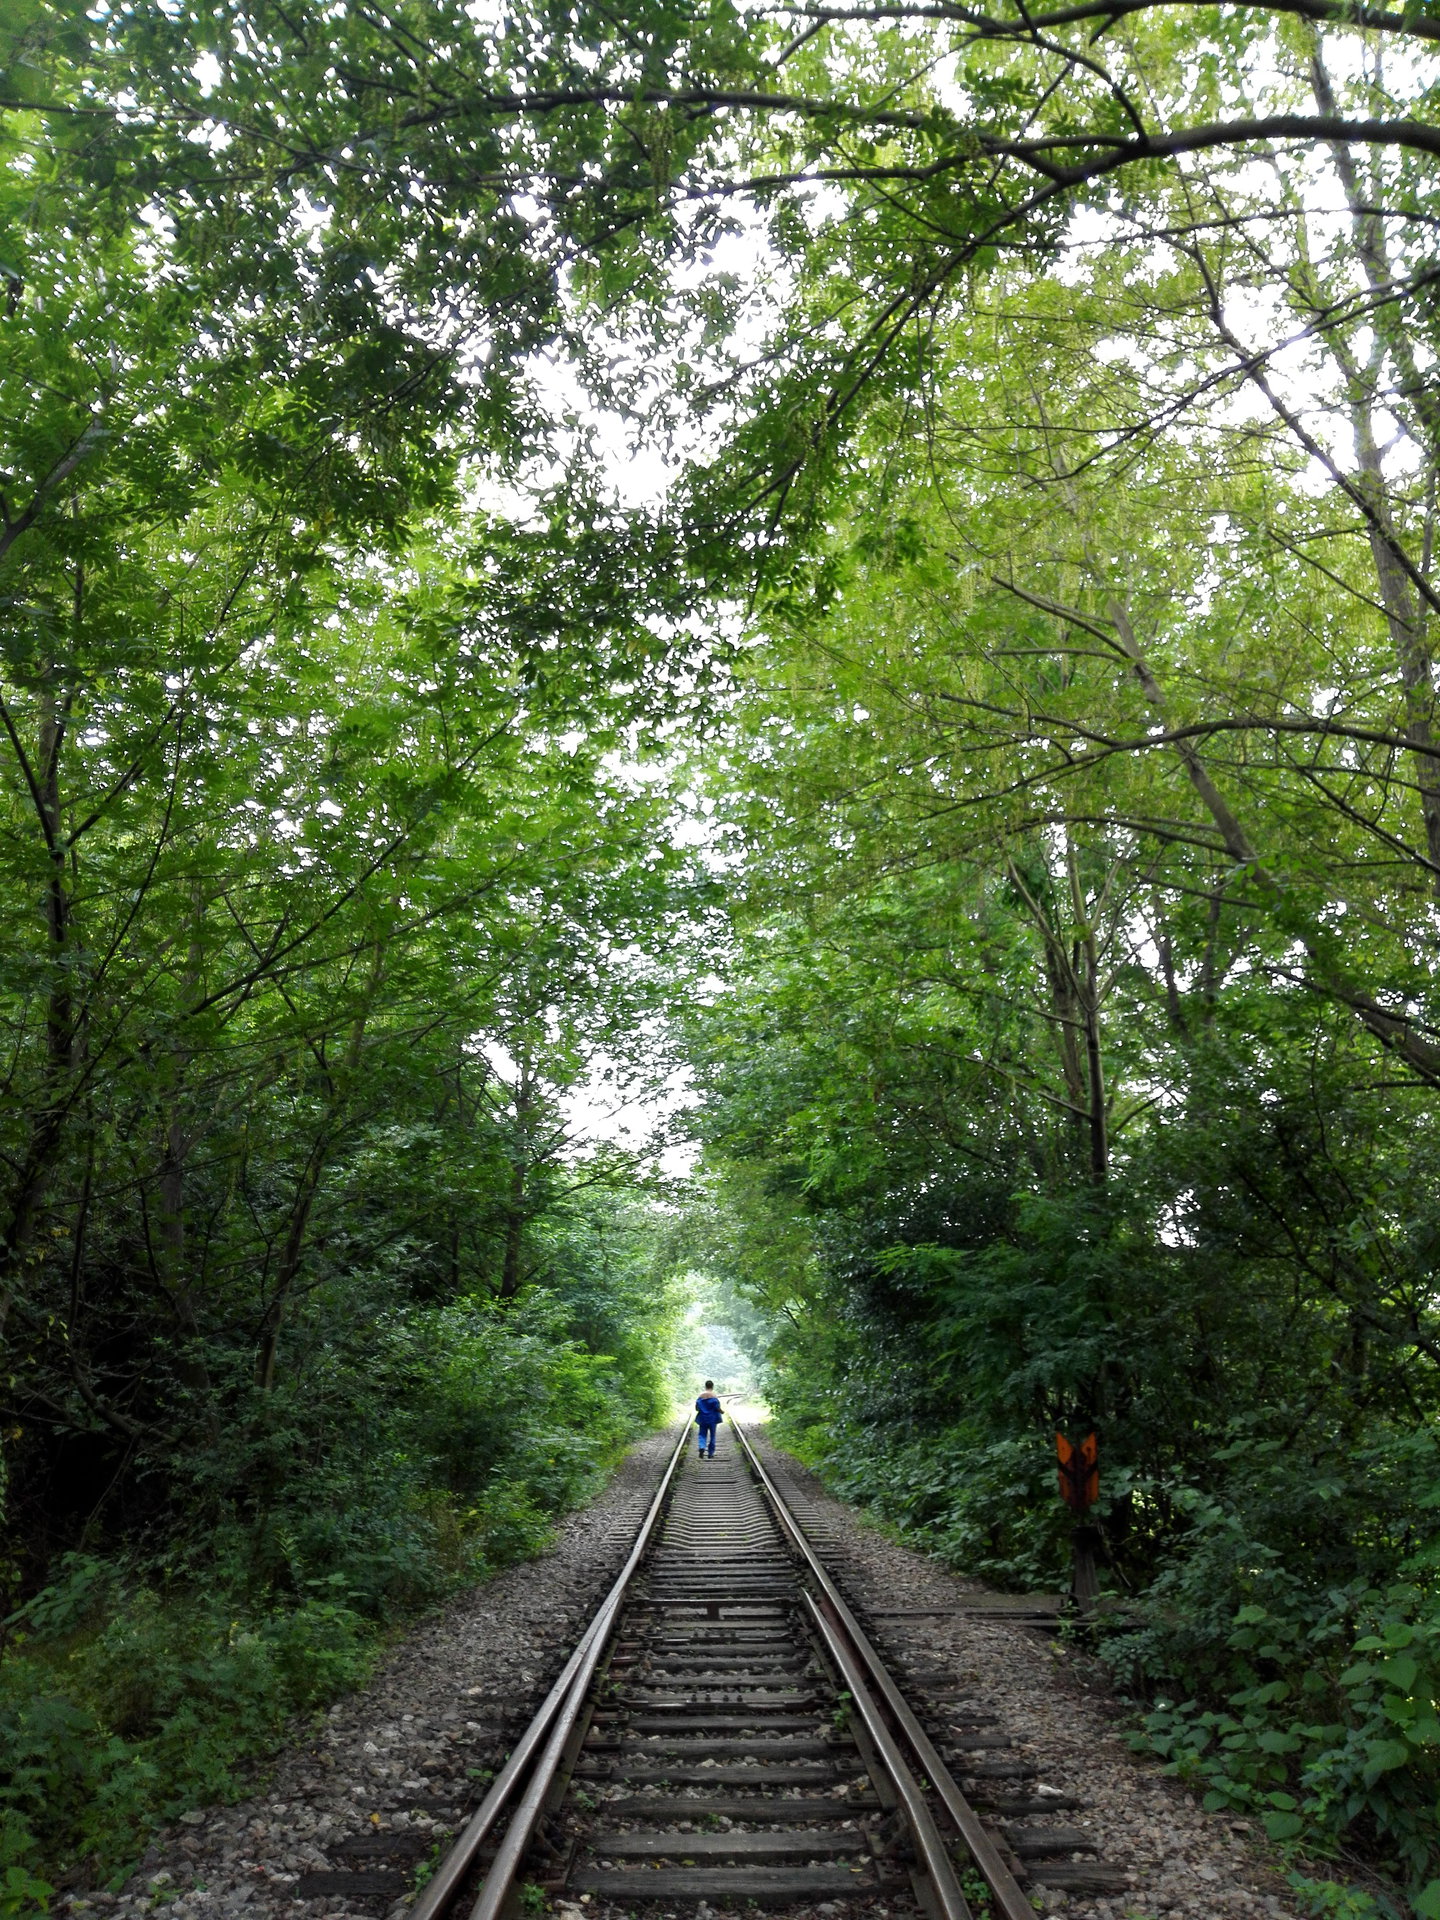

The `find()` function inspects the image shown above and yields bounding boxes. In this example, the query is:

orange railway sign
[1056,1430,1098,1512]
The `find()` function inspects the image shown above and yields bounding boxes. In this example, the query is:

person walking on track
[695,1381,723,1459]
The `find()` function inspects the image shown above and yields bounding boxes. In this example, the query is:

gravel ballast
[754,1432,1305,1920]
[59,1429,679,1920]
[60,1420,1312,1920]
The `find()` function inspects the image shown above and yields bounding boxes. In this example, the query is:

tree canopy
[4,0,1440,1910]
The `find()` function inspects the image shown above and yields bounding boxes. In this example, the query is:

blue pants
[697,1423,718,1456]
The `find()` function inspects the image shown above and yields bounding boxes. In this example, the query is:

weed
[410,1841,446,1893]
[1287,1872,1410,1919]
[0,1809,50,1920]
[959,1864,992,1914]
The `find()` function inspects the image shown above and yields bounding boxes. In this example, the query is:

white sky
[559,1056,701,1177]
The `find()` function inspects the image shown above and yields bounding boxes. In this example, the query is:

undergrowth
[0,1575,374,1914]
[0,1291,667,1907]
[768,1410,1440,1920]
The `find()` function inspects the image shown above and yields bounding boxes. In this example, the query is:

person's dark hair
[704,1380,714,1390]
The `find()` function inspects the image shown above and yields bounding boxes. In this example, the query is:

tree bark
[253,1129,330,1393]
[497,1068,536,1302]
[0,645,79,1347]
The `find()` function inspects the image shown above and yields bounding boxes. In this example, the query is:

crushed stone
[61,1422,1325,1920]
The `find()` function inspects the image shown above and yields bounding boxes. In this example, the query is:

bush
[0,1287,671,1895]
[1128,1580,1440,1916]
[0,1577,374,1891]
[0,1812,53,1920]
[796,1423,1068,1591]
[1100,1433,1440,1913]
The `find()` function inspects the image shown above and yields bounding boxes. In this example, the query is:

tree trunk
[254,1130,330,1392]
[1,653,78,1345]
[1066,834,1109,1185]
[497,1068,536,1303]
[254,947,382,1389]
[498,1157,528,1301]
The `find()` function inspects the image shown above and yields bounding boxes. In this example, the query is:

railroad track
[372,1417,1129,1920]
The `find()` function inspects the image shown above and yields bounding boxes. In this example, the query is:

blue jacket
[695,1394,723,1428]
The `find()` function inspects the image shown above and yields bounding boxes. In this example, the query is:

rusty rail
[797,1586,976,1919]
[731,1415,1038,1920]
[407,1419,690,1920]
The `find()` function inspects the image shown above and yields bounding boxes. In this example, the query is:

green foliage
[674,230,1440,1909]
[0,1587,372,1892]
[958,1865,993,1915]
[0,47,687,1878]
[0,1812,53,1920]
[1286,1876,1401,1920]
[1111,1470,1440,1886]
[0,1281,670,1888]
[11,3,1440,1918]
[783,1422,1068,1593]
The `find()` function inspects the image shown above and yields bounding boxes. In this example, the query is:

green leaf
[1262,1811,1305,1842]
[1256,1730,1301,1755]
[1361,1739,1412,1781]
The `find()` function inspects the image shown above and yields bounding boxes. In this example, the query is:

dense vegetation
[5,0,1440,1913]
[686,283,1440,1915]
[0,5,701,1896]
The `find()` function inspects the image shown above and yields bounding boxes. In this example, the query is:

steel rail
[406,1419,691,1920]
[732,1416,1038,1920]
[797,1587,974,1920]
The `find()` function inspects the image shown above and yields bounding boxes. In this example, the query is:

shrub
[0,1580,374,1890]
[0,1283,670,1896]
[1100,1433,1440,1913]
[0,1811,53,1920]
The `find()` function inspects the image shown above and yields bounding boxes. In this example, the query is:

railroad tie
[395,1421,1133,1920]
[566,1451,907,1909]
